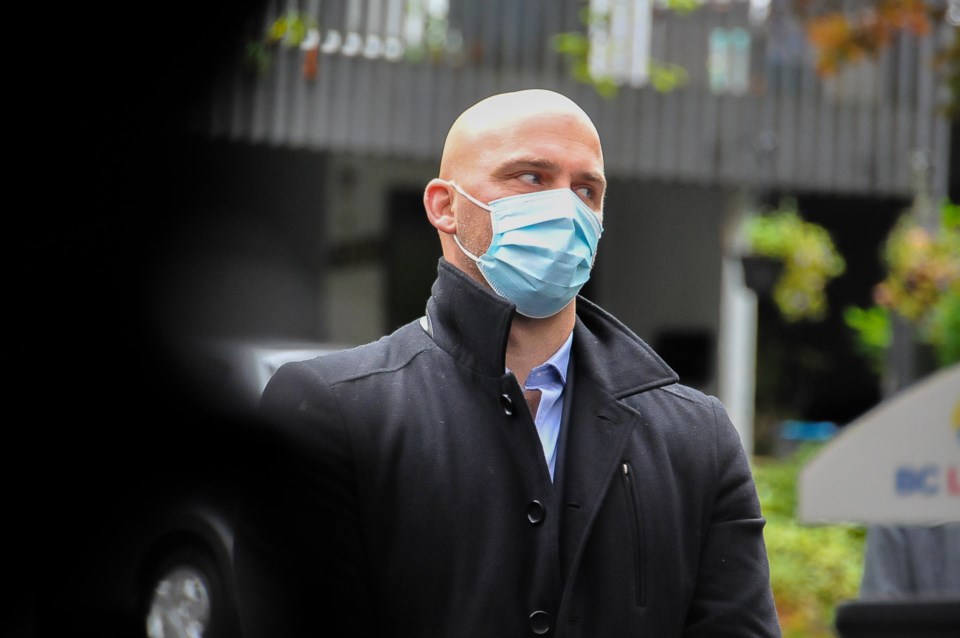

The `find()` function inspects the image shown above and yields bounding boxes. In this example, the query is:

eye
[575,186,594,201]
[517,172,542,185]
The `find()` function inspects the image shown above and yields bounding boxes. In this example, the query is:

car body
[31,339,344,637]
[140,339,346,638]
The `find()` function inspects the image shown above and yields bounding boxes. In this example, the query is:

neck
[505,304,575,387]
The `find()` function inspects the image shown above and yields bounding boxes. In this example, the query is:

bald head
[424,89,606,294]
[439,89,603,180]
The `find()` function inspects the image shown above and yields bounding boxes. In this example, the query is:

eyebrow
[496,158,607,190]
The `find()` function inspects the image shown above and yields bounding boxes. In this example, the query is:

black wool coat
[234,258,782,638]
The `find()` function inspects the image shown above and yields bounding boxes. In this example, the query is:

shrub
[753,444,867,637]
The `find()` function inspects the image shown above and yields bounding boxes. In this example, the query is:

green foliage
[841,306,890,375]
[926,288,960,367]
[877,202,960,323]
[551,5,691,98]
[245,41,271,75]
[743,199,846,322]
[245,11,320,74]
[552,31,620,98]
[265,11,316,47]
[400,10,452,64]
[845,198,960,370]
[649,61,689,92]
[663,0,702,15]
[753,445,866,637]
[944,199,960,228]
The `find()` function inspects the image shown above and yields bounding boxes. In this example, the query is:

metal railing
[193,0,954,196]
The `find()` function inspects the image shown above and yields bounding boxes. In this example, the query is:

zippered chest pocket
[620,461,647,607]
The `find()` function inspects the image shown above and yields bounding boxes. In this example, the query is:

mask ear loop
[452,233,482,262]
[443,180,491,262]
[445,180,493,212]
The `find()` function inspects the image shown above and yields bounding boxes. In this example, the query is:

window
[588,0,654,87]
[709,26,750,94]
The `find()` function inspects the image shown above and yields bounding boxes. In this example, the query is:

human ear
[423,179,457,235]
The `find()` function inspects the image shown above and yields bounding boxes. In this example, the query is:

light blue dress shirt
[515,332,572,482]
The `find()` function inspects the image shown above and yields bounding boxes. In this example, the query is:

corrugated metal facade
[194,0,955,197]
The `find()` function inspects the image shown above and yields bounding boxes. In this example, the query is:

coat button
[527,500,545,525]
[529,610,551,635]
[500,393,514,415]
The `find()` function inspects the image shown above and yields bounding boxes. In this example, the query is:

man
[860,523,960,598]
[235,89,781,637]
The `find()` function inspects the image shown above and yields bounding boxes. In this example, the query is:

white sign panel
[798,363,960,525]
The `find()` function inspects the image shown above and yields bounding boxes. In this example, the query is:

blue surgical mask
[444,180,603,318]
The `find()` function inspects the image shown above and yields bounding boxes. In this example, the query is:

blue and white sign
[798,363,960,525]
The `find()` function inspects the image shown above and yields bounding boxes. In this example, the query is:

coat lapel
[557,369,641,585]
[552,307,676,589]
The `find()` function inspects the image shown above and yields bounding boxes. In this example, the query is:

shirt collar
[524,331,572,389]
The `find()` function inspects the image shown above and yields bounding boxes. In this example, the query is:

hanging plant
[742,198,846,323]
[844,199,960,370]
[873,202,960,323]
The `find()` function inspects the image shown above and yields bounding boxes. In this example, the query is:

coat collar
[424,259,678,396]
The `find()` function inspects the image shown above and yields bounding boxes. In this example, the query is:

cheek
[458,209,494,254]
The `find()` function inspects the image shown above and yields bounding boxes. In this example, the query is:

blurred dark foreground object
[834,597,960,638]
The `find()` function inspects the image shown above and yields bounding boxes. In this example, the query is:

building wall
[322,153,439,344]
[149,141,331,345]
[598,179,732,394]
